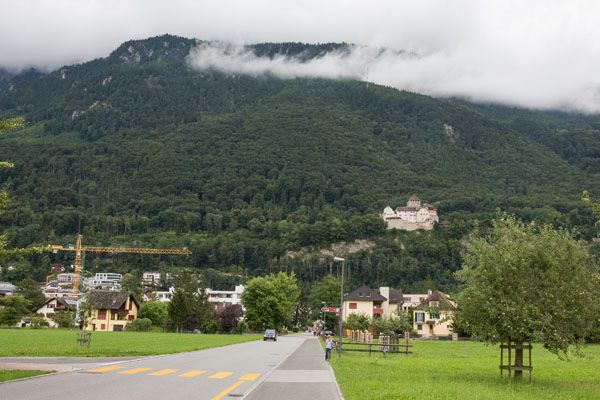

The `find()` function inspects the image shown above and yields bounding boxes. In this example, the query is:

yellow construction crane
[50,234,192,296]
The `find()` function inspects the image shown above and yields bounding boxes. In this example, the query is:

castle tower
[407,194,421,208]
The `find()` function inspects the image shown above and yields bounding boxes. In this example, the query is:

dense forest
[0,35,598,293]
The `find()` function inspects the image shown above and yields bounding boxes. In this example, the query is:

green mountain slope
[0,35,598,290]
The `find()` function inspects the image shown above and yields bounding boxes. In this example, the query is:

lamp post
[321,301,326,332]
[333,256,345,355]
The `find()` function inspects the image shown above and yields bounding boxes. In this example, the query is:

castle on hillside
[382,194,439,231]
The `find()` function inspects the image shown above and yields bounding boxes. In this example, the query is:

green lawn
[0,329,261,357]
[330,340,600,400]
[0,370,52,382]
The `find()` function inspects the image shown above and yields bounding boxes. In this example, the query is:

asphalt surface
[0,334,342,400]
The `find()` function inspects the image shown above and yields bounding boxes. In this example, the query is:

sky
[1,0,599,112]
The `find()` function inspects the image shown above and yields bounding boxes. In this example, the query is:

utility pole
[334,256,345,356]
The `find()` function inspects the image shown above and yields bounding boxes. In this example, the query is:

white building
[31,298,78,327]
[382,194,439,231]
[142,272,161,286]
[207,285,245,311]
[83,273,122,292]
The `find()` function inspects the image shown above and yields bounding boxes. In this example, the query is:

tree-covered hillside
[0,35,598,291]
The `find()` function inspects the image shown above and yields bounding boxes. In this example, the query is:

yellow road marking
[239,373,260,381]
[120,367,152,375]
[87,365,124,373]
[149,369,178,376]
[210,380,245,400]
[179,370,207,378]
[208,371,233,379]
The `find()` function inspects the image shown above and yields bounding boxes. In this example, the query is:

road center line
[86,365,124,373]
[208,371,233,379]
[210,381,245,400]
[179,370,206,378]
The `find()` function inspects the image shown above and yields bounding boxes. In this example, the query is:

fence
[334,333,412,356]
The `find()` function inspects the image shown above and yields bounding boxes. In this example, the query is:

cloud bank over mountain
[2,0,600,112]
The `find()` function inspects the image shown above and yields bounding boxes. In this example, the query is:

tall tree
[138,300,169,327]
[457,215,600,379]
[309,275,341,330]
[168,270,215,332]
[0,295,29,326]
[242,272,300,331]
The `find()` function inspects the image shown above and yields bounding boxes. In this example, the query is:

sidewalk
[244,336,342,400]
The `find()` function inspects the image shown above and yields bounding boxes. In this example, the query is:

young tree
[138,300,169,327]
[51,310,75,328]
[457,215,600,379]
[242,272,300,331]
[15,278,46,311]
[344,313,371,331]
[218,304,243,333]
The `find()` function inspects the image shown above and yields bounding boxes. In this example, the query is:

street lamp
[321,301,326,332]
[333,256,345,354]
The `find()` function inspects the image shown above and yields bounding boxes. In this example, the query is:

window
[415,312,425,322]
[429,301,439,308]
[417,324,422,331]
[349,303,357,309]
[100,324,106,330]
[429,312,440,320]
[98,310,107,320]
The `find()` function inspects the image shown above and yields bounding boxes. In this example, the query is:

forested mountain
[0,34,598,291]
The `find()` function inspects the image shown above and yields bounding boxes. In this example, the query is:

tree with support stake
[456,215,600,380]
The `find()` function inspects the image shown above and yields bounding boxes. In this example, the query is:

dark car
[263,329,277,341]
[322,330,334,337]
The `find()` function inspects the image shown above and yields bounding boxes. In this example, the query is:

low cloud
[188,41,600,113]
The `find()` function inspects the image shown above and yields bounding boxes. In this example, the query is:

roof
[343,285,387,302]
[37,297,77,311]
[409,194,420,201]
[414,291,456,311]
[395,206,419,212]
[85,291,139,310]
[423,203,437,211]
[388,289,404,304]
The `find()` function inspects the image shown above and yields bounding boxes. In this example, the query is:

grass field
[0,329,261,357]
[0,370,52,382]
[329,340,600,400]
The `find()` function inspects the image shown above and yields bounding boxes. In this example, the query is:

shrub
[128,318,152,332]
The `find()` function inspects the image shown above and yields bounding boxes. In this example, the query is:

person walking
[325,335,333,361]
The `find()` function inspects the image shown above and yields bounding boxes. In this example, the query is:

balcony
[373,308,384,315]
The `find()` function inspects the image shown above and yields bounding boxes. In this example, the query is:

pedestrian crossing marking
[179,370,207,378]
[239,373,260,381]
[148,369,178,376]
[210,380,245,400]
[120,367,152,375]
[87,365,125,373]
[208,371,233,379]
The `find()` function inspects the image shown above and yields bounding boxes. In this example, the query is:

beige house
[412,290,456,337]
[342,285,405,321]
[83,291,139,332]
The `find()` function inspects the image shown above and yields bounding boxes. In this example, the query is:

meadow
[0,329,261,357]
[0,370,51,383]
[329,340,600,400]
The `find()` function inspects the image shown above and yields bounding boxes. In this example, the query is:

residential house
[83,291,139,332]
[83,273,122,292]
[142,272,161,287]
[33,297,77,327]
[342,285,405,320]
[412,290,456,337]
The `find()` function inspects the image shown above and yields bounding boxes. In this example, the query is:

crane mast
[50,234,191,296]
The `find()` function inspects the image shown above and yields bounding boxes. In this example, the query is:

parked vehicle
[264,329,278,341]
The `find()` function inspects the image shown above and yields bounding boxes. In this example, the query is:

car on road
[321,330,334,337]
[263,329,277,341]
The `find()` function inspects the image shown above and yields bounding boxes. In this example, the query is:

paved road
[0,356,141,373]
[0,334,342,400]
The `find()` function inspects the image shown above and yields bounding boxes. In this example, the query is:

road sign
[320,307,339,313]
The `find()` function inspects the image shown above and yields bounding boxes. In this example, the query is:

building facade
[412,290,456,337]
[33,297,77,327]
[83,291,139,332]
[382,194,439,231]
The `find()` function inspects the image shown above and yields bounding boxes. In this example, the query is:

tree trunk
[514,341,523,380]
